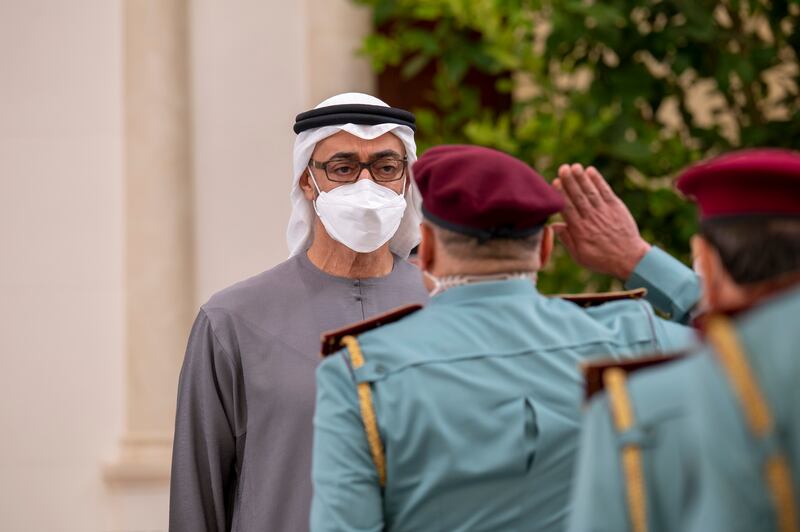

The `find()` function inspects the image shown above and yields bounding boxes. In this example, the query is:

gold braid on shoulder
[706,316,798,532]
[604,368,648,532]
[340,335,387,487]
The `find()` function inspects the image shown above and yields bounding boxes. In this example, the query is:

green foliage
[355,0,800,293]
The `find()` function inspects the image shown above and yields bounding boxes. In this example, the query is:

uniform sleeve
[625,246,701,324]
[169,309,242,532]
[567,395,630,532]
[311,353,384,532]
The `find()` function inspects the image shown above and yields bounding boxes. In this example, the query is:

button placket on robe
[353,279,364,306]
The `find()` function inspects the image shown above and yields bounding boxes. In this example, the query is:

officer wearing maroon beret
[310,145,695,532]
[568,149,800,532]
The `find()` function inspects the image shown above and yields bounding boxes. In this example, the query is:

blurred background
[1,1,798,530]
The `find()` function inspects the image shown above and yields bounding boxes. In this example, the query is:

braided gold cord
[707,316,798,532]
[341,335,387,487]
[766,455,800,532]
[706,317,772,435]
[604,368,648,532]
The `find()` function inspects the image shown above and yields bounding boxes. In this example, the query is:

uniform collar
[428,278,538,306]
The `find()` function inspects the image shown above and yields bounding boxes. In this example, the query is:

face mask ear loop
[422,269,443,297]
[307,165,323,216]
[307,165,323,195]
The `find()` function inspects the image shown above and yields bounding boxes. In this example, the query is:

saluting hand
[551,164,651,281]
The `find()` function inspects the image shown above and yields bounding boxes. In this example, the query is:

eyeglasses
[309,156,408,183]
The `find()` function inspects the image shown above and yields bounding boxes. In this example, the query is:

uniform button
[375,364,386,375]
[354,295,362,302]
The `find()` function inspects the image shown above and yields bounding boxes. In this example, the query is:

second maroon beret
[677,148,800,220]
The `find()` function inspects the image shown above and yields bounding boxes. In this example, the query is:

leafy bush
[356,0,800,292]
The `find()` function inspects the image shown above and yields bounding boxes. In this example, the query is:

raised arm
[552,164,700,323]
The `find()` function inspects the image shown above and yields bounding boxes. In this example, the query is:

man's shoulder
[627,354,703,412]
[320,303,424,357]
[319,303,443,376]
[551,288,675,349]
[581,292,655,323]
[612,353,711,430]
[554,287,648,308]
[202,256,304,315]
[385,257,429,298]
[356,300,463,348]
[583,353,683,399]
[332,287,666,369]
[391,255,425,277]
[317,303,427,390]
[584,354,704,458]
[736,284,800,362]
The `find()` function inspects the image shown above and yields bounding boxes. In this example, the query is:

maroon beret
[677,148,800,220]
[413,145,564,240]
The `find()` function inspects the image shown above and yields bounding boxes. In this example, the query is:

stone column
[105,0,194,483]
[305,0,376,105]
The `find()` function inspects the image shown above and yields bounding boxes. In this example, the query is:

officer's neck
[307,220,394,279]
[710,270,800,315]
[432,257,541,278]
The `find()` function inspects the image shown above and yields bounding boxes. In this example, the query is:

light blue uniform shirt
[311,250,697,532]
[686,285,800,532]
[568,247,703,532]
[567,356,704,532]
[624,246,701,324]
[569,273,800,531]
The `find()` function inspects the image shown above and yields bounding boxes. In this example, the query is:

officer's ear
[691,235,709,279]
[539,225,554,269]
[691,234,748,313]
[691,235,713,315]
[418,222,436,273]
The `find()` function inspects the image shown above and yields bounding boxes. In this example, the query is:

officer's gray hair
[432,224,543,262]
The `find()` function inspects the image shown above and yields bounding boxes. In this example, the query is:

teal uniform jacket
[567,247,704,532]
[310,249,698,532]
[623,246,701,324]
[568,284,800,531]
[567,356,704,532]
[686,284,800,532]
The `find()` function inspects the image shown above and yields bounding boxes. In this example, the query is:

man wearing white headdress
[169,93,428,532]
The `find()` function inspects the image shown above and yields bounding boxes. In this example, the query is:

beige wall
[0,1,125,530]
[191,0,306,304]
[193,0,375,304]
[0,0,375,530]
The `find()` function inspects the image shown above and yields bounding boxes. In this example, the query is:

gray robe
[169,253,428,532]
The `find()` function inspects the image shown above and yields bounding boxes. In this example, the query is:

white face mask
[309,169,407,253]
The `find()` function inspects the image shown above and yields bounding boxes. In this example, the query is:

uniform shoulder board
[552,287,647,308]
[320,303,423,357]
[582,353,686,400]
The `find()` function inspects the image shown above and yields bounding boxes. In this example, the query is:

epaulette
[582,353,686,400]
[320,304,423,357]
[551,287,647,308]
